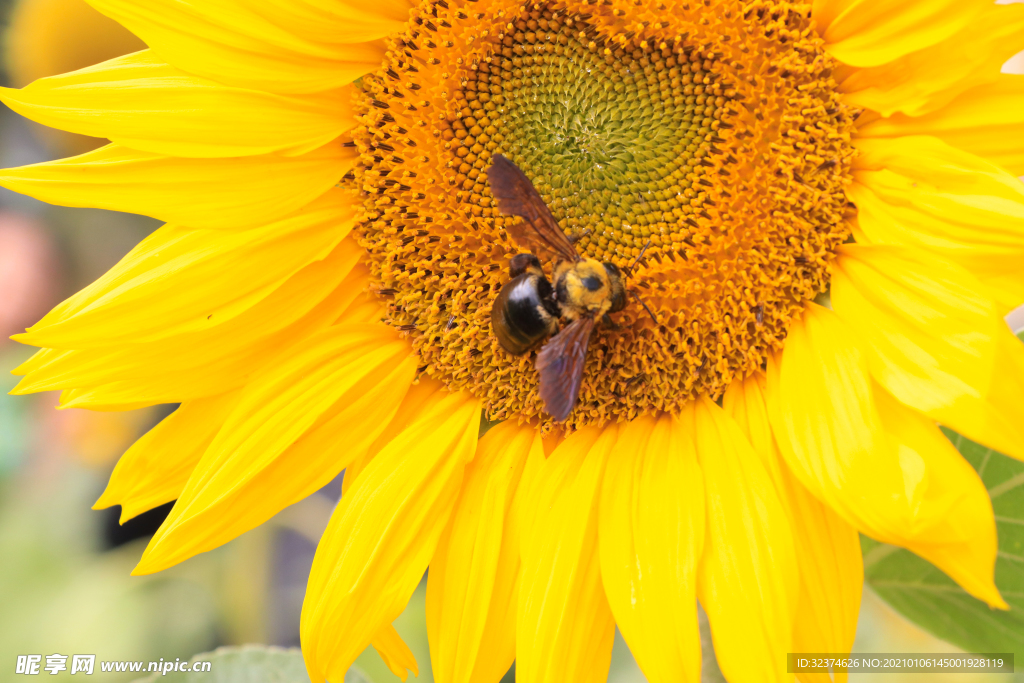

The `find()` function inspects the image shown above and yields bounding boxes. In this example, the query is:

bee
[487,154,629,422]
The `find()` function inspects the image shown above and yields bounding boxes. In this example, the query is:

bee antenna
[630,289,659,325]
[624,239,652,278]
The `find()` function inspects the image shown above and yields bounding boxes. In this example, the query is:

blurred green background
[0,0,1020,681]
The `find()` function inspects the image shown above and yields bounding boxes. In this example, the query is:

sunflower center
[351,0,855,429]
[452,14,726,264]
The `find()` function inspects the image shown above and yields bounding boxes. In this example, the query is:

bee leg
[509,253,542,278]
[629,289,659,325]
[567,228,592,245]
[601,312,620,329]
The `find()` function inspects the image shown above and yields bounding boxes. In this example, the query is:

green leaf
[130,645,372,683]
[345,667,374,683]
[479,414,501,438]
[863,429,1024,654]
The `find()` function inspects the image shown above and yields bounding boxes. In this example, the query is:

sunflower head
[353,0,856,429]
[4,0,1023,679]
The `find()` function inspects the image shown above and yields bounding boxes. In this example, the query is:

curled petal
[13,248,367,407]
[14,190,356,350]
[371,625,418,682]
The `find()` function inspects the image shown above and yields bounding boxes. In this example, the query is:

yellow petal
[839,3,1024,117]
[333,291,385,325]
[0,140,354,229]
[517,426,616,683]
[242,0,412,45]
[301,388,480,683]
[9,346,60,377]
[859,76,1024,175]
[816,0,989,68]
[93,390,239,522]
[832,244,1024,461]
[851,135,1024,308]
[340,378,445,498]
[134,324,416,574]
[16,190,356,350]
[0,50,354,158]
[598,414,704,683]
[874,387,1006,608]
[371,625,418,682]
[788,499,861,683]
[426,420,540,683]
[980,275,1024,314]
[55,391,151,412]
[724,376,862,683]
[87,0,402,94]
[13,246,366,405]
[849,179,1024,279]
[767,303,1005,608]
[854,135,1024,208]
[691,398,797,683]
[6,0,146,91]
[765,302,897,506]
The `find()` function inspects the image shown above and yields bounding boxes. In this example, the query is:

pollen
[352,0,856,430]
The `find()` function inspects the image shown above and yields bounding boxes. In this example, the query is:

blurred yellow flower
[3,0,1024,681]
[4,0,144,154]
[59,406,153,468]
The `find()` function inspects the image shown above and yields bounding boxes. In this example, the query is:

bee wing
[487,154,579,263]
[536,316,595,422]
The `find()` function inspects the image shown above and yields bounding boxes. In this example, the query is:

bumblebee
[487,154,628,421]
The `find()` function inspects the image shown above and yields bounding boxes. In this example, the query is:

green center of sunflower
[350,0,856,430]
[451,18,727,264]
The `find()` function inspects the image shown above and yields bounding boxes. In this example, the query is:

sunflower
[4,0,1024,679]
